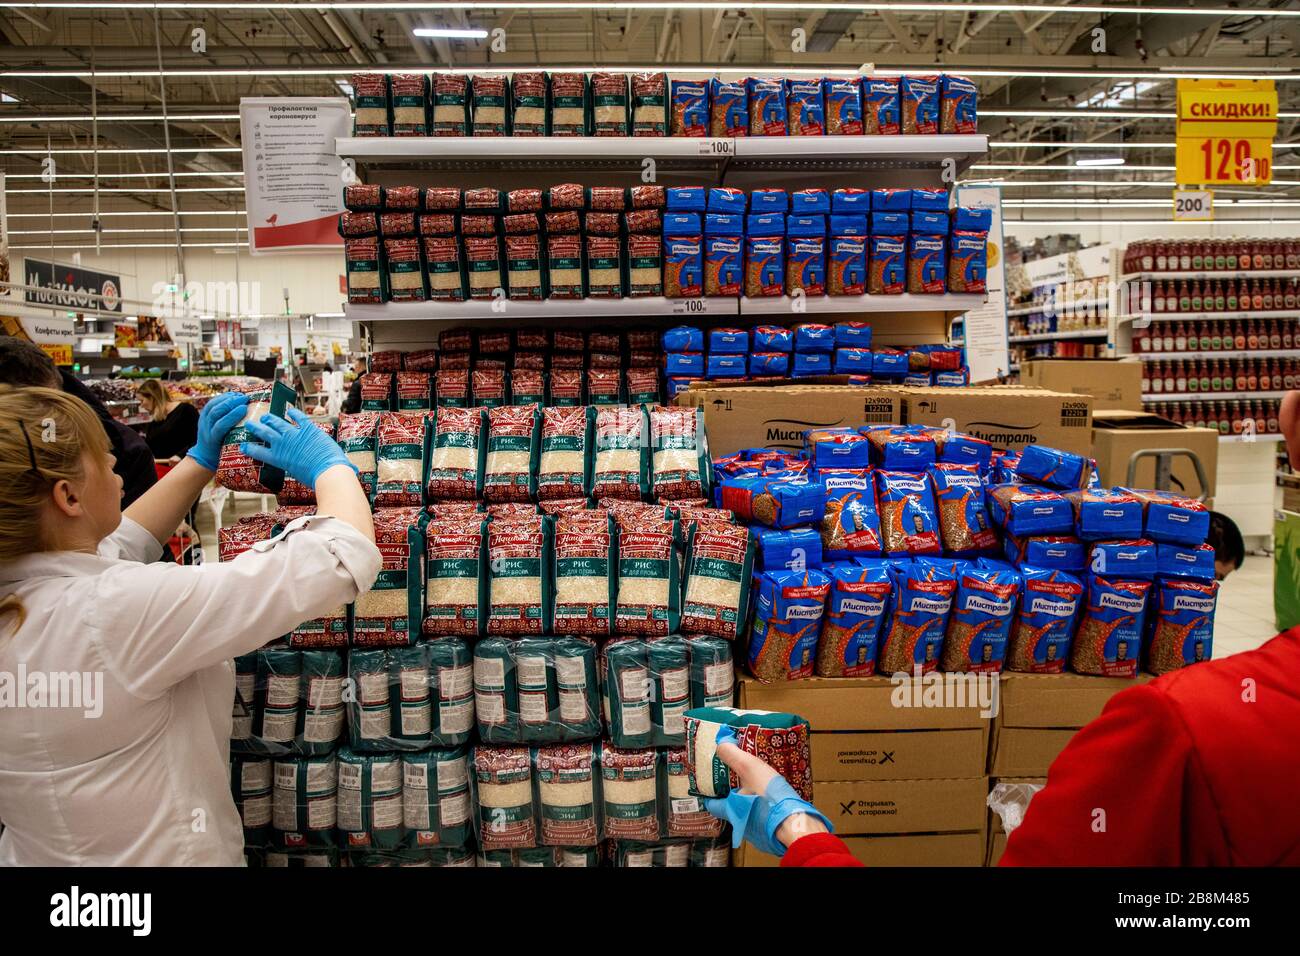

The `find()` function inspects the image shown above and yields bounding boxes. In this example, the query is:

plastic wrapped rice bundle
[539,497,589,517]
[472,746,538,851]
[683,707,813,801]
[553,510,616,637]
[537,405,590,500]
[592,406,649,501]
[336,748,404,850]
[487,515,553,637]
[426,406,484,501]
[680,522,754,640]
[599,744,660,842]
[685,634,733,709]
[423,517,487,638]
[231,648,345,757]
[372,412,427,507]
[402,746,473,849]
[272,753,338,848]
[352,507,424,647]
[615,841,692,868]
[600,637,653,749]
[663,747,726,839]
[263,847,339,867]
[552,635,601,740]
[988,483,1074,537]
[614,515,681,636]
[231,755,273,849]
[747,569,831,682]
[534,743,601,846]
[649,405,709,501]
[347,640,474,752]
[484,403,540,503]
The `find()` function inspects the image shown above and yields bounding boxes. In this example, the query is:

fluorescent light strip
[5,170,243,180]
[0,146,241,155]
[5,210,246,217]
[1006,219,1300,226]
[2,4,1298,20]
[8,242,246,250]
[0,113,239,123]
[9,227,249,235]
[412,28,488,39]
[6,186,245,194]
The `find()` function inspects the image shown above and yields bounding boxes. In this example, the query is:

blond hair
[0,385,111,633]
[136,378,171,422]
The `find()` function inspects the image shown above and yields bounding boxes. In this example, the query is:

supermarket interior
[0,2,1296,894]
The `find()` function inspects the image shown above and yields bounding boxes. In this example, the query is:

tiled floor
[1214,551,1280,658]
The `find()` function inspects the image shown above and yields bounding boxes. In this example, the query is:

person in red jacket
[1001,624,1300,866]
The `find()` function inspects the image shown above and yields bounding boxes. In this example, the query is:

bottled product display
[1122,237,1300,274]
[1140,358,1294,398]
[1122,276,1300,316]
[1146,398,1282,436]
[1133,318,1296,354]
[341,184,991,305]
[348,71,979,139]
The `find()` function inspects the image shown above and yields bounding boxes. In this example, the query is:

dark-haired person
[0,335,156,506]
[1206,510,1246,581]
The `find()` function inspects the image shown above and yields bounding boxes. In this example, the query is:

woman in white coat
[0,385,380,866]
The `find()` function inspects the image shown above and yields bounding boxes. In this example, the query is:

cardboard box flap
[817,777,990,835]
[998,673,1151,728]
[1093,410,1186,431]
[812,729,988,781]
[738,674,989,732]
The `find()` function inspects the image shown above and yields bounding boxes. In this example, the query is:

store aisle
[1214,554,1281,658]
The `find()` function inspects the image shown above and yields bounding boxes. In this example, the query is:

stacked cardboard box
[731,674,990,867]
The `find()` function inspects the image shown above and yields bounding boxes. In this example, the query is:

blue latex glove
[704,728,833,859]
[186,391,250,472]
[241,406,356,488]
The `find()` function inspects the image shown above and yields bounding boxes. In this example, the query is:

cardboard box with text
[893,385,1094,455]
[1022,358,1143,411]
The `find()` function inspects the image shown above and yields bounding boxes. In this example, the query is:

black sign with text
[24,257,122,312]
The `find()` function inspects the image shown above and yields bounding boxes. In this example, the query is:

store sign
[24,257,122,312]
[953,184,1009,384]
[40,343,72,366]
[240,97,351,254]
[1173,189,1214,222]
[163,315,203,346]
[8,315,76,345]
[1175,79,1276,186]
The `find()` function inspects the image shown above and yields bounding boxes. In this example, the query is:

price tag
[1173,189,1214,221]
[1176,137,1272,186]
[39,344,73,366]
[671,298,710,314]
[697,139,734,157]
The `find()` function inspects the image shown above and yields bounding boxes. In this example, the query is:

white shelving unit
[1220,434,1287,444]
[1118,309,1300,328]
[1120,269,1300,283]
[1008,329,1107,344]
[1141,390,1286,402]
[1138,349,1300,362]
[1007,298,1106,318]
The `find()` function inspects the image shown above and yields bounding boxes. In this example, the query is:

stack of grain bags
[715,433,1219,682]
[225,394,747,867]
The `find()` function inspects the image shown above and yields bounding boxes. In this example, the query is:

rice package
[1147,578,1218,675]
[423,406,485,502]
[1119,488,1211,545]
[747,77,788,135]
[748,569,831,682]
[680,522,755,640]
[1090,539,1157,580]
[941,566,1022,673]
[1005,566,1084,673]
[553,510,616,637]
[231,648,346,757]
[535,405,591,500]
[483,404,540,503]
[592,406,650,501]
[663,748,726,840]
[825,77,864,134]
[863,77,901,135]
[1015,444,1092,491]
[423,517,487,638]
[625,368,662,407]
[875,470,941,555]
[877,559,957,674]
[487,516,553,637]
[334,412,380,498]
[402,746,472,850]
[215,381,278,493]
[1005,533,1087,573]
[591,71,629,135]
[821,469,882,559]
[721,474,825,529]
[1071,575,1153,677]
[351,73,389,136]
[372,412,427,508]
[948,232,988,293]
[930,463,998,553]
[786,78,825,135]
[352,507,424,647]
[866,427,936,471]
[470,75,509,136]
[632,72,668,136]
[1157,542,1217,581]
[336,748,405,849]
[670,79,708,137]
[271,753,338,848]
[988,484,1074,537]
[599,745,660,843]
[614,515,681,636]
[709,78,748,136]
[900,74,940,134]
[817,561,891,677]
[549,72,589,136]
[940,74,979,134]
[472,746,537,850]
[649,405,709,501]
[532,743,601,848]
[683,707,813,802]
[940,433,993,471]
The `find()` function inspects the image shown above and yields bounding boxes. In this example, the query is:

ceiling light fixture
[1074,155,1127,167]
[412,27,489,39]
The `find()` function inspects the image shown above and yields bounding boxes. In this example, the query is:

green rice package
[484,403,541,503]
[683,706,813,802]
[600,636,654,749]
[614,514,681,636]
[537,405,593,500]
[423,516,487,638]
[487,515,554,637]
[474,636,600,744]
[271,753,338,849]
[614,841,693,868]
[686,634,735,709]
[598,743,661,843]
[552,509,616,637]
[336,748,405,850]
[231,755,273,850]
[516,638,561,744]
[351,507,425,646]
[680,521,755,640]
[402,746,473,850]
[346,639,473,752]
[472,745,539,851]
[534,742,601,847]
[230,648,345,757]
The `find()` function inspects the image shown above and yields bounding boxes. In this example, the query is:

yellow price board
[40,343,73,366]
[1175,79,1276,187]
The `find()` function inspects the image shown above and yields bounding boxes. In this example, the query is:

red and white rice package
[614,514,681,636]
[215,382,276,493]
[217,513,277,562]
[538,405,591,500]
[373,411,428,507]
[552,510,615,637]
[648,405,710,501]
[592,406,649,501]
[680,521,755,640]
[426,406,485,501]
[337,412,380,497]
[483,404,540,503]
[424,516,488,638]
[486,515,553,637]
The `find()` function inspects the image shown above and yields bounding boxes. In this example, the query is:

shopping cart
[154,459,201,564]
[1124,448,1211,503]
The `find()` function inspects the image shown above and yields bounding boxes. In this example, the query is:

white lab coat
[0,513,380,866]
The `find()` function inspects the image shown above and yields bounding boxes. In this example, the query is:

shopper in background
[136,378,200,462]
[1207,510,1246,581]
[340,357,367,414]
[0,335,156,506]
[0,385,379,866]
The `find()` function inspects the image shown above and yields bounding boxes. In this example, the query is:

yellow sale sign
[40,343,73,366]
[1176,79,1276,186]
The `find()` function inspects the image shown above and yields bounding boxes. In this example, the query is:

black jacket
[61,371,158,507]
[341,375,363,415]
